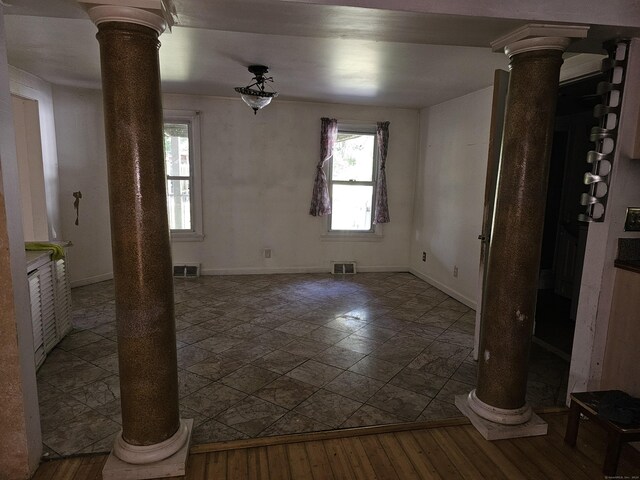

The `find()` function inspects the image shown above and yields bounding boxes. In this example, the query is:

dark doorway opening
[534,73,606,357]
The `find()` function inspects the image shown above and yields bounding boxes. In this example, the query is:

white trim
[568,39,640,397]
[200,265,408,276]
[504,37,571,58]
[491,24,589,53]
[113,419,189,465]
[467,390,533,425]
[70,266,411,282]
[351,265,406,273]
[86,5,168,33]
[80,0,177,32]
[70,272,113,288]
[321,225,383,242]
[103,419,192,479]
[327,123,379,234]
[164,110,203,242]
[559,54,607,84]
[409,268,477,310]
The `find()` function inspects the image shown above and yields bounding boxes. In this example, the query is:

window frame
[326,123,381,236]
[163,110,204,241]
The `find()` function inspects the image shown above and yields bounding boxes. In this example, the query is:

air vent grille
[173,263,200,278]
[331,261,357,274]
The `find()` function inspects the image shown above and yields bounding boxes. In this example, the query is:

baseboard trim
[200,265,409,276]
[409,268,477,310]
[70,272,114,288]
[70,266,412,286]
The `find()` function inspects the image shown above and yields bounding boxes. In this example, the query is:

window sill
[170,232,205,242]
[321,231,383,242]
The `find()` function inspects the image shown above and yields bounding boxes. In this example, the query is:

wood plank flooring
[32,412,640,479]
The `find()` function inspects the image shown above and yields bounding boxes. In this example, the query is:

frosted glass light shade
[234,86,278,114]
[240,93,273,110]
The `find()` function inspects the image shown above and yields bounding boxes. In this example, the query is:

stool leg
[564,400,580,446]
[603,431,622,476]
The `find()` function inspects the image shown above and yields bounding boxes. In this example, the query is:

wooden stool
[564,390,640,476]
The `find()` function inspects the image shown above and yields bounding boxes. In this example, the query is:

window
[163,110,203,240]
[328,125,378,232]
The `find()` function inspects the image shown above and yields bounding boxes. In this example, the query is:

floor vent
[173,263,200,278]
[331,261,357,274]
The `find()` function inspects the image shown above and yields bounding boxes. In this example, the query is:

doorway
[12,94,48,242]
[534,73,606,357]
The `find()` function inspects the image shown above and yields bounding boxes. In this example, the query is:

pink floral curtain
[309,117,338,216]
[374,121,390,224]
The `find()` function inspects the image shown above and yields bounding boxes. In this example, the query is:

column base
[103,419,193,480]
[467,389,532,425]
[456,394,547,440]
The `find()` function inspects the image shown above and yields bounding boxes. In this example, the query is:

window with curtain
[329,126,378,232]
[309,119,390,232]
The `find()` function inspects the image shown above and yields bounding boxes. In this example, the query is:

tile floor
[36,272,569,458]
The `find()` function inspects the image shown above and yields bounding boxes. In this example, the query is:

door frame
[474,69,509,360]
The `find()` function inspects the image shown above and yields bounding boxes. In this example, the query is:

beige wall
[601,267,640,396]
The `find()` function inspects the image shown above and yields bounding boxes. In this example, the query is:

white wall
[52,86,112,286]
[410,87,493,308]
[53,87,420,284]
[9,66,61,242]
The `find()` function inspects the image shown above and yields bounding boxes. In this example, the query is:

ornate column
[456,25,589,439]
[79,1,191,477]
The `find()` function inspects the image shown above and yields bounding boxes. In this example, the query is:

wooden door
[474,69,509,360]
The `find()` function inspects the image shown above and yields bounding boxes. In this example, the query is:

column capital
[78,0,177,34]
[491,23,589,58]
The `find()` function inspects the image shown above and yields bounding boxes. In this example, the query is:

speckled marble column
[467,28,587,427]
[88,3,188,467]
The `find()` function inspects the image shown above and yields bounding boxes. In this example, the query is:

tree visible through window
[164,122,192,231]
[329,129,377,231]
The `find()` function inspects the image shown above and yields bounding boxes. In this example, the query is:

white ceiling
[2,0,632,108]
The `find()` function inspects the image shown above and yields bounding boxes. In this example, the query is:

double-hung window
[163,110,203,240]
[328,125,378,232]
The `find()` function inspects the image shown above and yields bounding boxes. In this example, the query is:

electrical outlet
[263,248,272,259]
[624,207,640,231]
[453,265,459,278]
[422,252,426,262]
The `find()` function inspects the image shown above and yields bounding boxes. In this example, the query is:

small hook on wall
[73,191,82,226]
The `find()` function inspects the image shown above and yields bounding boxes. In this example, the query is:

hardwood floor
[32,412,640,479]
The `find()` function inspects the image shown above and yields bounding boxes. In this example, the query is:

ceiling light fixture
[234,65,278,115]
